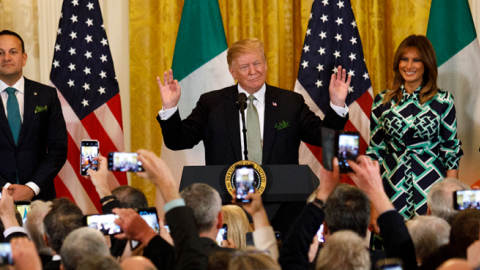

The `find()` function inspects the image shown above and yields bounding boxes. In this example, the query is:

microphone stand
[240,107,248,161]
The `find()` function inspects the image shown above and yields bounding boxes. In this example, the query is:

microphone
[236,93,248,111]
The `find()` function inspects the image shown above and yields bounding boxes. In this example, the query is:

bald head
[437,259,473,270]
[121,256,157,270]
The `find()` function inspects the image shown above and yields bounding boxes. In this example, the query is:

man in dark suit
[0,30,67,201]
[156,38,351,165]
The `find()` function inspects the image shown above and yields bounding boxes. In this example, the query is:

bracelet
[100,195,116,204]
[313,198,326,209]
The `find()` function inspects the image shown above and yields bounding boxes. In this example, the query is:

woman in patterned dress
[365,35,463,220]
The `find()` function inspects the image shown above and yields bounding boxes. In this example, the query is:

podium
[180,165,320,238]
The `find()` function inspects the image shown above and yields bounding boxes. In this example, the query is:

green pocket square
[274,120,290,130]
[35,105,48,113]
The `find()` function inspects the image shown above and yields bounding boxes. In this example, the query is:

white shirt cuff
[4,226,27,238]
[164,198,186,213]
[330,101,349,117]
[158,106,178,120]
[25,182,40,196]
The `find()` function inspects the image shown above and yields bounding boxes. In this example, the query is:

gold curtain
[129,0,431,206]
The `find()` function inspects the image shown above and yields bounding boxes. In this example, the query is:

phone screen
[317,224,325,243]
[235,165,255,202]
[0,243,13,265]
[16,202,31,225]
[216,224,228,246]
[81,140,99,176]
[138,208,160,233]
[337,133,360,173]
[454,190,480,210]
[108,152,144,172]
[376,259,403,270]
[84,214,122,235]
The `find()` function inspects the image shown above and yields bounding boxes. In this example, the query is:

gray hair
[427,177,470,224]
[76,255,122,270]
[406,215,450,263]
[180,183,222,233]
[24,200,52,255]
[60,227,110,270]
[317,230,370,270]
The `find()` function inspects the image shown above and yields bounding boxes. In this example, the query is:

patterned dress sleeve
[366,91,388,163]
[438,91,463,170]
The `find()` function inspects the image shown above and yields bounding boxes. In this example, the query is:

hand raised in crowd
[157,69,181,110]
[0,187,19,229]
[85,156,112,198]
[9,184,34,202]
[11,237,42,270]
[113,208,158,246]
[316,157,341,202]
[232,190,269,229]
[328,65,351,108]
[159,218,174,246]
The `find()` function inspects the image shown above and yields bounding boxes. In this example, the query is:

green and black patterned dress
[366,86,463,220]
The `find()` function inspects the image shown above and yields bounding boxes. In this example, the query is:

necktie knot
[5,87,16,96]
[248,94,256,103]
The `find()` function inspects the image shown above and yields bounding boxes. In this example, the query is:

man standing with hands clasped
[157,38,351,165]
[0,30,67,201]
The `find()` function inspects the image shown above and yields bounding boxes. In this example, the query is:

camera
[80,140,99,176]
[235,165,255,202]
[83,214,122,235]
[322,128,360,173]
[108,152,144,172]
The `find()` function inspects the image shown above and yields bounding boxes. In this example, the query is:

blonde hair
[229,247,281,270]
[227,38,266,67]
[221,205,252,249]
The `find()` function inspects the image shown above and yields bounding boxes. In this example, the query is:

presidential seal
[225,160,267,197]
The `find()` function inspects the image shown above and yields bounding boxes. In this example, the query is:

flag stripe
[94,98,125,152]
[105,94,124,130]
[53,175,75,202]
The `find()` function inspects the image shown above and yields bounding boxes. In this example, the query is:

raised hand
[329,65,351,108]
[157,69,181,110]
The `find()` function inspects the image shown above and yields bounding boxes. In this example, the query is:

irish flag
[160,0,234,183]
[426,0,480,184]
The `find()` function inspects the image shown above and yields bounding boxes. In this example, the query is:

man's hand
[316,158,341,202]
[85,156,112,198]
[136,150,180,203]
[0,187,19,229]
[232,190,269,229]
[159,218,173,246]
[11,237,42,270]
[157,69,181,110]
[221,239,237,249]
[9,185,34,202]
[328,65,351,108]
[113,208,158,246]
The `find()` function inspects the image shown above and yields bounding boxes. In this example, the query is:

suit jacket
[157,84,348,165]
[0,78,67,201]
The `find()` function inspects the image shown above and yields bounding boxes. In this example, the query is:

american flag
[296,0,373,183]
[50,0,127,213]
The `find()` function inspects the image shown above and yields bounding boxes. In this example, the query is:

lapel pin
[34,92,37,95]
[272,102,277,107]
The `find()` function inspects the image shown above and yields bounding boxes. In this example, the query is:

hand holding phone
[80,140,99,176]
[321,128,360,173]
[235,165,255,203]
[83,214,122,235]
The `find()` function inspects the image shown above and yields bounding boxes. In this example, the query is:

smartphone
[108,152,144,172]
[80,140,99,176]
[317,224,325,243]
[453,190,480,210]
[137,207,160,233]
[235,165,255,202]
[216,224,228,246]
[375,258,404,270]
[246,232,255,246]
[0,243,13,265]
[83,214,122,235]
[15,201,31,225]
[322,128,360,173]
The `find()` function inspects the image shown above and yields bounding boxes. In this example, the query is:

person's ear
[217,211,224,230]
[43,233,50,247]
[426,206,432,216]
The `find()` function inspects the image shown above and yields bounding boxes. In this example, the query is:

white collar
[0,76,25,94]
[237,83,266,104]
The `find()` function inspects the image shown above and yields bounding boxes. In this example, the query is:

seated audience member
[221,205,252,249]
[317,230,370,270]
[121,256,158,270]
[24,200,53,266]
[229,248,281,270]
[75,255,122,270]
[406,215,450,265]
[60,227,110,270]
[427,177,470,224]
[43,198,84,270]
[11,237,42,270]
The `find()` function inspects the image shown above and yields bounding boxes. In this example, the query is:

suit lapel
[224,85,242,161]
[0,95,15,146]
[263,85,278,164]
[17,79,38,148]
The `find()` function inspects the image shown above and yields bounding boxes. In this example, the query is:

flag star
[315,80,323,88]
[363,72,370,80]
[98,87,106,95]
[83,83,90,91]
[85,51,92,59]
[67,80,75,87]
[322,0,329,5]
[306,29,311,36]
[86,18,93,27]
[337,0,345,9]
[85,35,93,43]
[100,38,108,46]
[60,13,63,18]
[309,13,313,19]
[348,70,355,76]
[100,55,108,62]
[68,47,76,55]
[348,86,354,93]
[87,2,94,10]
[99,70,107,78]
[57,28,62,35]
[303,45,310,53]
[69,31,77,39]
[84,67,91,75]
[320,14,328,22]
[68,63,76,71]
[333,67,338,74]
[333,50,341,58]
[350,37,357,45]
[72,0,79,6]
[101,24,105,29]
[349,53,356,61]
[351,21,357,28]
[334,33,342,42]
[319,31,327,39]
[335,17,343,26]
[70,15,78,23]
[316,64,324,72]
[81,99,89,107]
[55,44,61,51]
[53,60,60,68]
[318,47,326,55]
[301,60,309,69]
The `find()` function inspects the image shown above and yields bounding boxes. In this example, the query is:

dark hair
[449,209,480,256]
[324,184,371,238]
[112,186,148,209]
[0,30,25,53]
[43,198,84,253]
[384,35,438,105]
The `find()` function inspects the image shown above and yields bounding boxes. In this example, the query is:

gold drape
[129,0,431,206]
